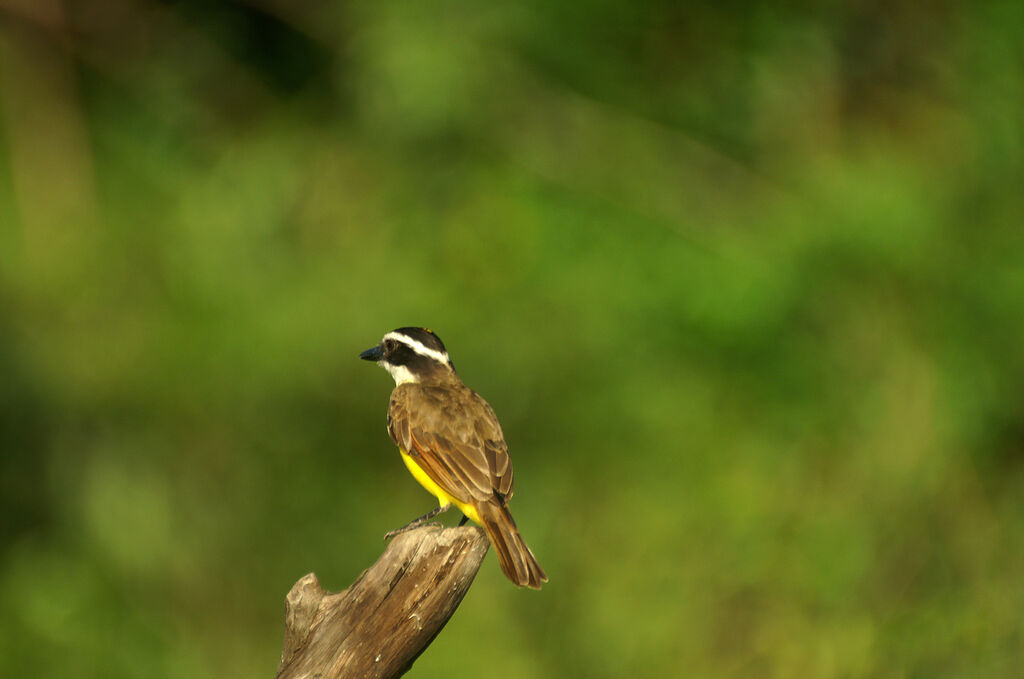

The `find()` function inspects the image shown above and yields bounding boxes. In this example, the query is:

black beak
[360,345,383,361]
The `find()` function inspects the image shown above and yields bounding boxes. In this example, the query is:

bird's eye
[384,340,396,351]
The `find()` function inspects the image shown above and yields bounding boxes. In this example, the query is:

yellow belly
[400,450,481,524]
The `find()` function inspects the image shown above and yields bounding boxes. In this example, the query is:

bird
[360,327,547,589]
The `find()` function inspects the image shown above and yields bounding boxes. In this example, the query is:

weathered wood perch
[276,525,490,679]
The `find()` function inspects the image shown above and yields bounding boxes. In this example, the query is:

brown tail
[477,500,548,589]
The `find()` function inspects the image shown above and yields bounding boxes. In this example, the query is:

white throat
[382,361,419,385]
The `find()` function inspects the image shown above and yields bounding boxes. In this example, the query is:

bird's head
[360,327,456,385]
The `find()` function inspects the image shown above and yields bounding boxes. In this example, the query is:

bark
[277,525,489,679]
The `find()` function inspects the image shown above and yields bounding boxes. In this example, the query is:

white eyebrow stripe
[384,332,451,365]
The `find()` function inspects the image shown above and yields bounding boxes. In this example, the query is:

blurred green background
[2,1,1023,677]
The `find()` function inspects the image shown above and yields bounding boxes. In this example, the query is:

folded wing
[388,385,514,504]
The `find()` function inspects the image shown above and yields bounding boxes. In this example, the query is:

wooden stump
[277,525,490,679]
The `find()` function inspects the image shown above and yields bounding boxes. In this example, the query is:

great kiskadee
[360,327,548,589]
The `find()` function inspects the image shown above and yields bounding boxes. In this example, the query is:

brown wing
[388,383,514,504]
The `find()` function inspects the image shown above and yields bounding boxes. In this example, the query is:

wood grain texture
[277,525,490,679]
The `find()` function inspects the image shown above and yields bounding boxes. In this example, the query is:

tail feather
[477,501,547,589]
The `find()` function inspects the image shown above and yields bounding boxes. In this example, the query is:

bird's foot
[384,505,450,540]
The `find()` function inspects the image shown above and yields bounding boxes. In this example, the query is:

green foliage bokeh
[1,2,1023,677]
